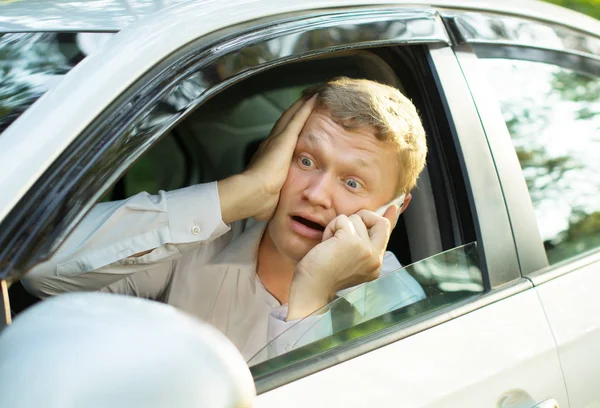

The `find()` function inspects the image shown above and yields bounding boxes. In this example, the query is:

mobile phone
[375,193,406,223]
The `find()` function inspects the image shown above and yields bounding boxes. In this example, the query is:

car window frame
[448,11,600,283]
[0,6,450,282]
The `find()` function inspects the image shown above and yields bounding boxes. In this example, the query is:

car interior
[9,47,484,351]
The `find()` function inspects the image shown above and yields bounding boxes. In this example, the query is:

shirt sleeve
[247,305,333,365]
[22,182,230,298]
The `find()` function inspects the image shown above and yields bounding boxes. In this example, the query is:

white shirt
[22,182,425,362]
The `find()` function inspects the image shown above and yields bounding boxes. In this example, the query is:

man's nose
[302,173,333,209]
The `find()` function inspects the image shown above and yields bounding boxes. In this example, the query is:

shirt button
[191,226,201,235]
[126,259,135,265]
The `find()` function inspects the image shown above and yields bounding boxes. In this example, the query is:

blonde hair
[303,77,427,195]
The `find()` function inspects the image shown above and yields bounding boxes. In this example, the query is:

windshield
[0,32,114,136]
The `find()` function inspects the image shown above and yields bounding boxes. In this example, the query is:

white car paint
[1,1,599,406]
[255,289,567,408]
[536,256,600,408]
[0,0,598,226]
[0,0,597,33]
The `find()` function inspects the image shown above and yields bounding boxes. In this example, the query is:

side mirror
[0,292,255,408]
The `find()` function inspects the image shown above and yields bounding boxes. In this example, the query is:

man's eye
[300,157,313,167]
[346,179,361,189]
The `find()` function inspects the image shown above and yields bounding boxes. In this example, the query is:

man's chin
[286,240,315,262]
[280,236,318,264]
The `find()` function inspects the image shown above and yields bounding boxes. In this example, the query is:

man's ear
[399,193,412,214]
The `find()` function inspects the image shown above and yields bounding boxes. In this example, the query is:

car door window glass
[249,242,483,371]
[479,58,600,265]
[0,32,113,135]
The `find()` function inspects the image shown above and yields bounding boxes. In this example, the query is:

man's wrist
[217,173,263,224]
[286,271,332,321]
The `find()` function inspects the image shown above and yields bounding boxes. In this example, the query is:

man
[22,77,428,361]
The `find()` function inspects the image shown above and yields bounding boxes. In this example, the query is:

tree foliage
[543,0,600,20]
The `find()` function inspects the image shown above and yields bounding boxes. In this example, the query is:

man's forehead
[304,132,326,144]
[299,132,377,170]
[302,109,380,140]
[300,119,380,151]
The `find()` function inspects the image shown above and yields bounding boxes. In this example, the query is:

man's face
[266,108,399,263]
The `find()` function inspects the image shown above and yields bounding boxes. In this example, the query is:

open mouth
[291,216,325,232]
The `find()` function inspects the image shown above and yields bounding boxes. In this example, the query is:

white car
[0,0,599,407]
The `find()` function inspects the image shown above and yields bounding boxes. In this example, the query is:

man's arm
[22,96,318,299]
[21,183,229,298]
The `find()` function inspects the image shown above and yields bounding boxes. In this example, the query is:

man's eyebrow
[305,133,372,169]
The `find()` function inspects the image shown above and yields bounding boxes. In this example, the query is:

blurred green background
[543,0,600,19]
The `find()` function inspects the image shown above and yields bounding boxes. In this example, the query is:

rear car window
[0,32,114,135]
[480,57,600,265]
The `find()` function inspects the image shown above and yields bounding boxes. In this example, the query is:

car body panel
[255,289,568,407]
[536,259,600,407]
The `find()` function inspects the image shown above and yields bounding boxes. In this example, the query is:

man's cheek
[331,194,358,215]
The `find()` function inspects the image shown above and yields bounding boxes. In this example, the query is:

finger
[279,94,318,140]
[348,214,369,240]
[383,204,400,229]
[270,97,307,136]
[322,214,355,241]
[355,207,396,250]
[355,205,399,228]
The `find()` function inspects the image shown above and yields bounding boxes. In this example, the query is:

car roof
[0,0,598,36]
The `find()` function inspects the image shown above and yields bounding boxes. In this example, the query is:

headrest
[244,138,264,168]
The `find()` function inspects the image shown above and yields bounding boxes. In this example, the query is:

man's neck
[256,230,296,305]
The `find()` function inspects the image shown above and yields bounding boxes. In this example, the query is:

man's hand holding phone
[286,205,399,321]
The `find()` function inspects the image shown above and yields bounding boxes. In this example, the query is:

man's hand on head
[217,95,318,224]
[286,205,399,321]
[247,94,318,220]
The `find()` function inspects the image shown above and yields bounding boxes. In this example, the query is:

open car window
[249,242,483,369]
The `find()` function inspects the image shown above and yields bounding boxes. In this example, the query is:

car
[0,0,599,407]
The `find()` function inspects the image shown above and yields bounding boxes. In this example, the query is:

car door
[0,2,573,407]
[451,11,600,408]
[251,26,568,408]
